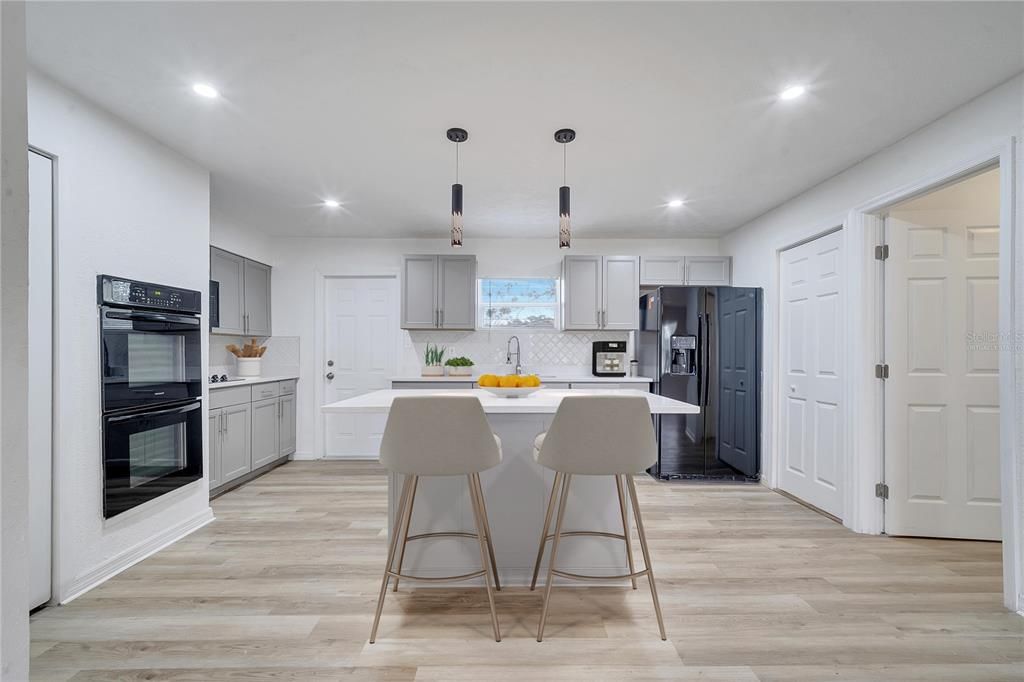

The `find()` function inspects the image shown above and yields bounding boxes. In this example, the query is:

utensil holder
[237,358,262,377]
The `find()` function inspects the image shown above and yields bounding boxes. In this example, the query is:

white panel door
[778,231,845,518]
[885,196,1000,539]
[324,277,398,458]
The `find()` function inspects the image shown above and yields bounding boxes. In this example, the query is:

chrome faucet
[506,335,523,375]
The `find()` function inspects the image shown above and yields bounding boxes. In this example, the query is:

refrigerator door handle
[702,312,712,407]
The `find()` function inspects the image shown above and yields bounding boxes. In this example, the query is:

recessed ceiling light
[667,199,685,208]
[192,83,219,99]
[323,199,341,208]
[779,84,806,101]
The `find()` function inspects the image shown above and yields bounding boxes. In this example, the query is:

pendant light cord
[562,144,567,185]
[456,142,460,184]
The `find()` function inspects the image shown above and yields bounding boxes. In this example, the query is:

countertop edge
[208,375,299,389]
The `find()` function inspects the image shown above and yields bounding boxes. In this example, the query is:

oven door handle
[104,310,201,326]
[106,400,201,423]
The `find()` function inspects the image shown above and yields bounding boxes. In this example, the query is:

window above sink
[478,278,559,330]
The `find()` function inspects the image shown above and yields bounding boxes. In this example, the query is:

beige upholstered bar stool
[529,395,666,641]
[369,396,503,643]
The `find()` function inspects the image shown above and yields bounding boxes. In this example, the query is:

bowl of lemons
[477,373,543,398]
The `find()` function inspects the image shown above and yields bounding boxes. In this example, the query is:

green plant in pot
[422,344,447,376]
[444,356,474,376]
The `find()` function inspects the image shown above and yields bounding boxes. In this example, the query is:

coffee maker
[592,340,627,377]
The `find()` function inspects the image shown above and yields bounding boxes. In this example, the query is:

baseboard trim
[59,507,215,605]
[290,451,320,461]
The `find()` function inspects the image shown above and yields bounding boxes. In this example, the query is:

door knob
[326,372,335,380]
[327,360,334,367]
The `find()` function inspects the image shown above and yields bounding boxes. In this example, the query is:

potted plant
[421,343,446,376]
[445,356,474,376]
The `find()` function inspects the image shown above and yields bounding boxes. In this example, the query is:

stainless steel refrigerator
[637,286,762,480]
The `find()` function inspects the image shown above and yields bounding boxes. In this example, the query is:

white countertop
[390,375,654,384]
[208,375,298,389]
[323,388,697,415]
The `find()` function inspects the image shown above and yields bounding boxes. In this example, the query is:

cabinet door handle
[439,309,444,327]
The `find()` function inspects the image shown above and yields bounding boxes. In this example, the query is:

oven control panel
[98,275,202,314]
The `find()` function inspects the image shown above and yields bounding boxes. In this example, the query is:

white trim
[58,507,214,604]
[846,139,1020,612]
[315,272,400,459]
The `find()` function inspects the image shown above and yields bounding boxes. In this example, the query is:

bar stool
[529,395,665,641]
[369,396,502,643]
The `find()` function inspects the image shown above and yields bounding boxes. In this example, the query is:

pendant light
[554,128,576,249]
[447,127,468,248]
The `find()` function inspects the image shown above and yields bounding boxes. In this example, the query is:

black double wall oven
[99,275,203,518]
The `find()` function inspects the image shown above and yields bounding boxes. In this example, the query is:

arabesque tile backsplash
[402,329,630,374]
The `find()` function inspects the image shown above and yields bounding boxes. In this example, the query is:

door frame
[845,138,1020,612]
[313,271,400,459]
[773,226,846,519]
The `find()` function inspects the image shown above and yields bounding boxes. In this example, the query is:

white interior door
[884,170,1001,540]
[28,150,54,609]
[324,277,398,458]
[778,230,845,519]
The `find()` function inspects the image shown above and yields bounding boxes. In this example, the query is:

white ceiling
[26,2,1024,239]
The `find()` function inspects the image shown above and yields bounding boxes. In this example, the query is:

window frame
[476,276,562,331]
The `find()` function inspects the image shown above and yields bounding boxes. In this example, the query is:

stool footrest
[406,531,485,542]
[386,569,487,583]
[551,568,651,582]
[544,530,626,542]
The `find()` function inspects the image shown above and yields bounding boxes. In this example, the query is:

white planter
[236,357,262,377]
[421,366,444,376]
[446,366,473,376]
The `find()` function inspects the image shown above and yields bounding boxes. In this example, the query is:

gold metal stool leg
[537,473,572,642]
[468,474,502,641]
[392,475,419,592]
[626,474,667,640]
[369,475,413,643]
[530,471,563,591]
[472,473,501,591]
[615,474,638,590]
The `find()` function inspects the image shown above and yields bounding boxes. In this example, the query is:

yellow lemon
[525,375,541,387]
[478,374,499,388]
[499,375,519,388]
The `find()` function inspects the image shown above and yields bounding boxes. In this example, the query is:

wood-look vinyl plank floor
[30,461,1023,681]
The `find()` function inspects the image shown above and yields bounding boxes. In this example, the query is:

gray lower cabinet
[279,392,297,456]
[209,379,298,496]
[251,397,281,469]
[208,411,222,489]
[219,402,252,482]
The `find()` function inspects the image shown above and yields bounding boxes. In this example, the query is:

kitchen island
[322,388,698,586]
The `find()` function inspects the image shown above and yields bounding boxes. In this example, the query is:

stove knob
[220,375,228,382]
[210,375,219,383]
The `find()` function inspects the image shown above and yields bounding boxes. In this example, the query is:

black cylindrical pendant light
[447,127,468,248]
[555,128,576,249]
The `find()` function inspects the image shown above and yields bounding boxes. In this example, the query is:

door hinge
[874,363,889,379]
[875,482,889,499]
[874,244,889,260]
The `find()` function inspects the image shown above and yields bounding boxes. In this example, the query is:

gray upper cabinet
[251,397,280,469]
[400,255,477,330]
[401,255,440,329]
[438,255,476,329]
[683,256,732,285]
[210,246,272,336]
[243,259,272,336]
[210,248,245,334]
[640,256,685,286]
[562,255,603,330]
[562,255,639,330]
[603,256,640,330]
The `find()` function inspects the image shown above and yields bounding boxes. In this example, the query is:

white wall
[720,74,1024,612]
[1,2,31,677]
[210,202,276,267]
[28,70,213,603]
[257,236,720,457]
